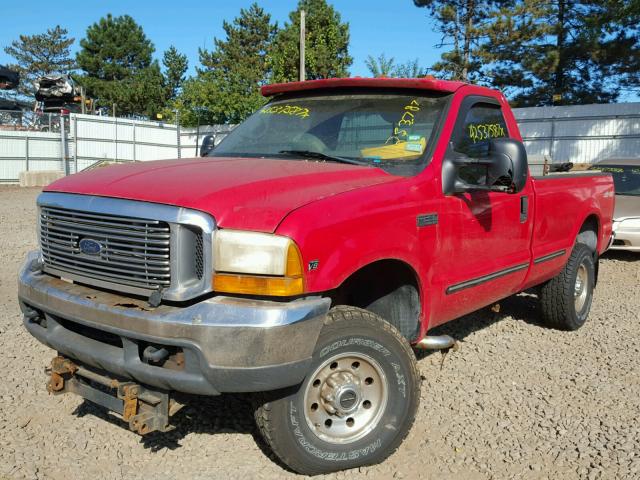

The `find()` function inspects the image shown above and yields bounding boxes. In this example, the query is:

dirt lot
[1,185,639,480]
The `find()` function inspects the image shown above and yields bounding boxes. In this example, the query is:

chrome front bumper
[18,251,330,395]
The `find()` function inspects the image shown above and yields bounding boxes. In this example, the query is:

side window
[451,102,508,185]
[453,103,508,158]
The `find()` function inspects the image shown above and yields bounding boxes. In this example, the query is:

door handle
[520,195,529,223]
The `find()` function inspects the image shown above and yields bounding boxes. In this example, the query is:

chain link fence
[0,110,68,134]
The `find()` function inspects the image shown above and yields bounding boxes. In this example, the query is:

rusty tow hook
[120,384,139,423]
[46,356,78,393]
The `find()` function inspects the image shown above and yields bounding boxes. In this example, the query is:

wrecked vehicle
[19,77,614,474]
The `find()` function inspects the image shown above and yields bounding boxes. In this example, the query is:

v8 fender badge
[308,260,319,271]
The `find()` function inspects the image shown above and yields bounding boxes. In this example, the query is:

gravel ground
[1,185,639,480]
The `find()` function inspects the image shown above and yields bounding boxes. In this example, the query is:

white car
[593,158,640,252]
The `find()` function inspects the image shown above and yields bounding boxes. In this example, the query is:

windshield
[209,92,450,175]
[590,164,640,196]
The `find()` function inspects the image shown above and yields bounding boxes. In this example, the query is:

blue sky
[2,1,637,102]
[0,0,441,78]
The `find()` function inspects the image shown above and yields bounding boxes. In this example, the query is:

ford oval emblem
[79,238,103,255]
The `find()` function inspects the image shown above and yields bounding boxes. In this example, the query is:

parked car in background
[592,158,640,252]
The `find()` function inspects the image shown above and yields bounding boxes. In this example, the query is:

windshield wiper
[278,150,368,166]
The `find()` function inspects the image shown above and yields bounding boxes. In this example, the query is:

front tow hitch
[45,355,183,435]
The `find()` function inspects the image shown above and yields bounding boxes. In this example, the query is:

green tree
[592,0,639,98]
[365,54,428,78]
[174,3,277,125]
[76,14,163,116]
[365,54,396,77]
[3,25,75,97]
[393,59,429,78]
[120,61,167,118]
[163,46,188,100]
[414,0,498,82]
[270,0,352,82]
[482,0,640,106]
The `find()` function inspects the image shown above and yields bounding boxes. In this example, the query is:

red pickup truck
[18,77,614,475]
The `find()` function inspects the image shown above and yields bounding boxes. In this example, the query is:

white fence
[513,102,640,164]
[0,113,234,182]
[71,115,234,174]
[0,130,63,180]
[1,102,639,182]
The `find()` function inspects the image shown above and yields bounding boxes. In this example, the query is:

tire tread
[539,243,593,330]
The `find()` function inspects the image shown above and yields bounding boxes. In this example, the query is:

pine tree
[163,46,188,100]
[174,3,277,125]
[3,26,75,97]
[76,14,163,116]
[482,0,640,106]
[413,0,498,82]
[270,0,352,82]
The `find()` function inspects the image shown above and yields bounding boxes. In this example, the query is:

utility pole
[80,86,86,115]
[299,9,306,82]
[175,109,181,159]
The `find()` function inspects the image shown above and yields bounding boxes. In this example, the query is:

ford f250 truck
[18,77,614,475]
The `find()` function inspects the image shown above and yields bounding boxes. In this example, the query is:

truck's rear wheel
[539,243,595,330]
[254,306,420,475]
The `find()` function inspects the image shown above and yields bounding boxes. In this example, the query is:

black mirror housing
[488,138,528,193]
[442,138,528,195]
[199,135,215,157]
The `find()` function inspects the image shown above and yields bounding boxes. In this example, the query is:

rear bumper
[18,251,330,395]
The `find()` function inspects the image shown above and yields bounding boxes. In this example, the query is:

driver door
[432,96,534,324]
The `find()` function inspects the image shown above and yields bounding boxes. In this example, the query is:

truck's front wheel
[254,306,420,475]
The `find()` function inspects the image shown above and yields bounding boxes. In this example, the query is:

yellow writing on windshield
[468,123,506,143]
[260,104,310,118]
[386,99,422,144]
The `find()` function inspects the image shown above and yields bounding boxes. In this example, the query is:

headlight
[213,230,304,296]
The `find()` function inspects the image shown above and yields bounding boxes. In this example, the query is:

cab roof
[261,76,468,97]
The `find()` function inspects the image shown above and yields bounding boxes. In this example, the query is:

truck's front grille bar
[40,206,171,291]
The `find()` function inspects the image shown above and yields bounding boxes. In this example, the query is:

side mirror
[487,138,528,193]
[442,138,528,195]
[199,135,215,157]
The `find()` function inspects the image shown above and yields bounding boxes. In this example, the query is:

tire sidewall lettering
[287,335,411,462]
[289,401,383,462]
[319,337,391,358]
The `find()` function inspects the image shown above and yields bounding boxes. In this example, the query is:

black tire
[539,243,595,330]
[254,306,420,475]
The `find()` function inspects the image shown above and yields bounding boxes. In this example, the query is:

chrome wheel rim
[303,352,388,444]
[574,263,589,312]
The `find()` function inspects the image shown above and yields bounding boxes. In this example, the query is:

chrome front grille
[40,206,171,291]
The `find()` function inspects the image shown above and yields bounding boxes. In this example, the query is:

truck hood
[45,157,398,232]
